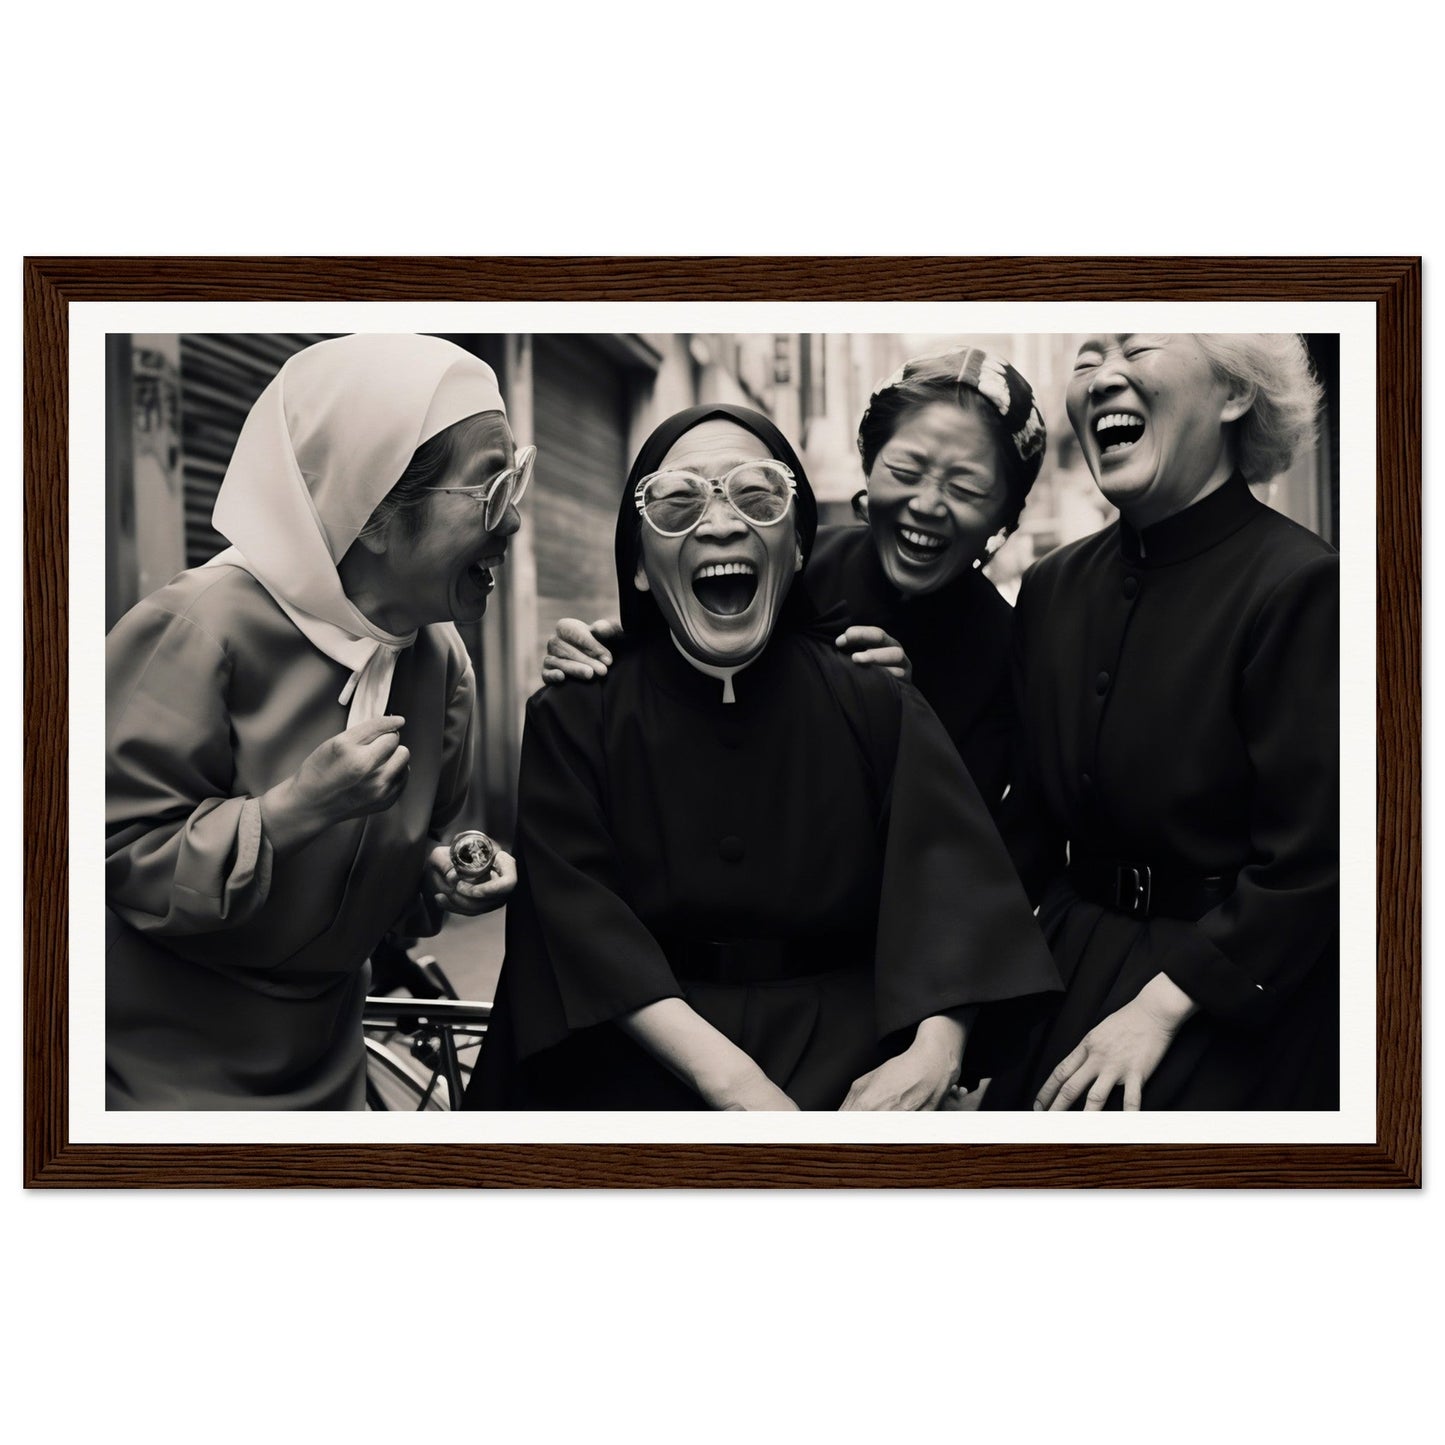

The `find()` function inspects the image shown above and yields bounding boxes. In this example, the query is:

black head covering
[614,404,821,637]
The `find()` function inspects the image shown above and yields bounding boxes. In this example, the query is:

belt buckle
[1114,864,1152,919]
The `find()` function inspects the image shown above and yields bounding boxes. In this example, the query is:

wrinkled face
[866,401,1011,597]
[1066,334,1247,526]
[377,418,522,629]
[635,420,801,666]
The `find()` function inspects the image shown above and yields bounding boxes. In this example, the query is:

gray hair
[358,410,511,543]
[1193,334,1323,483]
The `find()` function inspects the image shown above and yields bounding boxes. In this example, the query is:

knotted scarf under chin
[206,547,417,728]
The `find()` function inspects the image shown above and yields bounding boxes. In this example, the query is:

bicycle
[363,937,491,1110]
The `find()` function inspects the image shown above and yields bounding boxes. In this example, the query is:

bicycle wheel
[364,1036,450,1111]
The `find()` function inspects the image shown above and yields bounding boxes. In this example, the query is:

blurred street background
[107,329,1340,1002]
[421,910,504,1003]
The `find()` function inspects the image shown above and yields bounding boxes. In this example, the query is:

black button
[1095,671,1110,695]
[718,725,743,751]
[1122,576,1139,600]
[1081,772,1093,792]
[718,836,745,863]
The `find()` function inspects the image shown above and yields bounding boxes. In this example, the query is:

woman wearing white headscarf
[105,334,525,1110]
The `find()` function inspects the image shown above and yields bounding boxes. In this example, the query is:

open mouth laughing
[466,549,507,595]
[895,525,951,567]
[1093,411,1146,459]
[691,559,758,617]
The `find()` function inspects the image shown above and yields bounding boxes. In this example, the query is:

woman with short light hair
[988,332,1338,1111]
[1193,332,1324,483]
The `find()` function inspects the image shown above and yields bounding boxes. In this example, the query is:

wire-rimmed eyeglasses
[634,460,796,538]
[423,444,536,530]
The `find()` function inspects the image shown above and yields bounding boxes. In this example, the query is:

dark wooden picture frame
[24,256,1421,1188]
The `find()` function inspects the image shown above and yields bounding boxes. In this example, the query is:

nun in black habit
[540,348,1050,815]
[466,404,1059,1111]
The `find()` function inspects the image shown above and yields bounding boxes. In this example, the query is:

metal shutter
[178,333,336,566]
[530,336,633,645]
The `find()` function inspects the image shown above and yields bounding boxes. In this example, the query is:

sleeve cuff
[1152,918,1272,1029]
[168,795,274,929]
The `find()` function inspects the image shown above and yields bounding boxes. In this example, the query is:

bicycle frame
[362,996,493,1111]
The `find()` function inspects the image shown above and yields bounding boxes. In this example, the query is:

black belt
[1068,853,1237,921]
[659,933,866,985]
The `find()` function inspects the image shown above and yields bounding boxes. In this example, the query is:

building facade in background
[105,330,1339,839]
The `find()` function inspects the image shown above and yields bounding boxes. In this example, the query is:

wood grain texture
[24,256,1421,1189]
[24,260,69,1191]
[15,255,1423,303]
[1372,259,1423,1187]
[18,1143,1423,1189]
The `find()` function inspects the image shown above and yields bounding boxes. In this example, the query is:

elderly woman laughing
[106,334,522,1109]
[468,404,1059,1111]
[990,334,1338,1111]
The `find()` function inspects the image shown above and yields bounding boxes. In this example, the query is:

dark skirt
[467,961,885,1111]
[982,879,1340,1111]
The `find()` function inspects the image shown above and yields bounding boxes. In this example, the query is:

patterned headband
[872,347,1047,472]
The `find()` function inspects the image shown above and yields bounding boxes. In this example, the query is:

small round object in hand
[449,830,498,881]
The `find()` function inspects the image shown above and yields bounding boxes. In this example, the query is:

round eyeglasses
[423,444,536,530]
[634,459,796,538]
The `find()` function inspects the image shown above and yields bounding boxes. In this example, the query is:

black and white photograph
[7,8,1436,1441]
[65,302,1377,1153]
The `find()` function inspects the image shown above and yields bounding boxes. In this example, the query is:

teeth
[695,561,756,579]
[900,528,946,550]
[1094,412,1145,457]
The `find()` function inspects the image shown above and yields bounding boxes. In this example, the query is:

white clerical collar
[671,633,755,703]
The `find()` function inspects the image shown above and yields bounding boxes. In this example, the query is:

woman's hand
[618,998,798,1110]
[835,626,912,682]
[1035,973,1198,1111]
[424,843,517,916]
[261,716,410,854]
[541,618,624,685]
[840,1013,966,1110]
[296,715,410,821]
[718,1074,800,1111]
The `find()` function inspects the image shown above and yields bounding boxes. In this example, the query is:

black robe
[988,476,1340,1110]
[807,524,1016,811]
[467,630,1059,1110]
